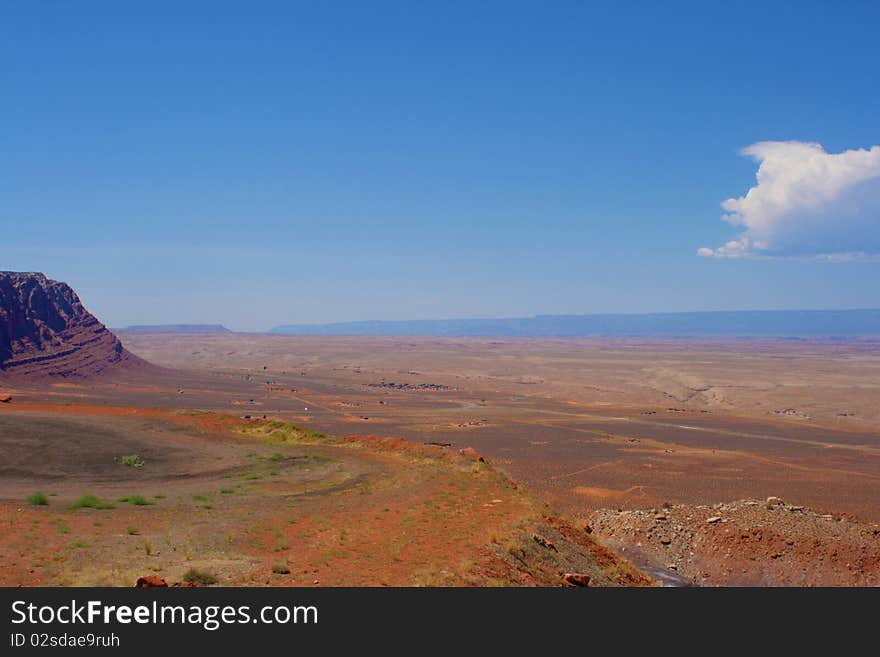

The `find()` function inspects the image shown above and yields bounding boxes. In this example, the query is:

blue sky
[2,1,878,331]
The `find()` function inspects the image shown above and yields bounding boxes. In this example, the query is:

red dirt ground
[0,403,651,587]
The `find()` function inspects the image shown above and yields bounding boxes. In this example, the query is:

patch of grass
[182,568,217,586]
[241,420,330,445]
[126,526,139,535]
[154,495,166,500]
[121,454,145,468]
[27,491,49,506]
[268,453,285,461]
[219,488,234,494]
[192,494,208,502]
[69,540,91,549]
[117,495,154,506]
[144,541,152,556]
[68,495,114,511]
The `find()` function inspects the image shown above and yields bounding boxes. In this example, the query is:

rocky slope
[0,271,148,378]
[591,498,880,586]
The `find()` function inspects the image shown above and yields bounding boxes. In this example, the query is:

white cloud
[699,141,880,260]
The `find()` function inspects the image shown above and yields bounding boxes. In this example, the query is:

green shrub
[27,491,49,506]
[117,495,153,506]
[68,495,114,510]
[121,455,144,468]
[182,568,217,585]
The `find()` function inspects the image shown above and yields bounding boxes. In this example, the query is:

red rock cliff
[0,271,148,378]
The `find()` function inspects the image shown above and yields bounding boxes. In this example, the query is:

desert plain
[3,330,879,586]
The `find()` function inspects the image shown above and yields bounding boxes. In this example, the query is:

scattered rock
[562,573,591,587]
[272,565,291,575]
[706,516,722,524]
[532,533,557,551]
[660,537,672,545]
[0,394,11,403]
[766,496,784,506]
[654,513,667,521]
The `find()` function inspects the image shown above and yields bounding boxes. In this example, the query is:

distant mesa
[270,310,880,338]
[121,324,232,334]
[0,271,150,379]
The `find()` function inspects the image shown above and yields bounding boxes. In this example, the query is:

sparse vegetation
[27,491,49,506]
[121,454,144,468]
[144,541,152,556]
[182,568,217,585]
[126,526,139,535]
[220,488,234,494]
[68,495,114,510]
[118,495,153,506]
[240,420,329,445]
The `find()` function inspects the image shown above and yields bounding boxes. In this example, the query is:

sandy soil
[0,404,648,587]
[110,333,880,523]
[4,332,879,586]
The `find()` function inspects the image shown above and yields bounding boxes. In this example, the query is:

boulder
[562,573,591,587]
[135,576,168,587]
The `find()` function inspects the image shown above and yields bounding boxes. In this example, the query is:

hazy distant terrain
[271,309,880,338]
[121,324,232,334]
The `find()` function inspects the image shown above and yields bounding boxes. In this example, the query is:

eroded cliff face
[0,272,147,378]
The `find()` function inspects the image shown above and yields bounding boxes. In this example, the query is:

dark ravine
[0,271,150,378]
